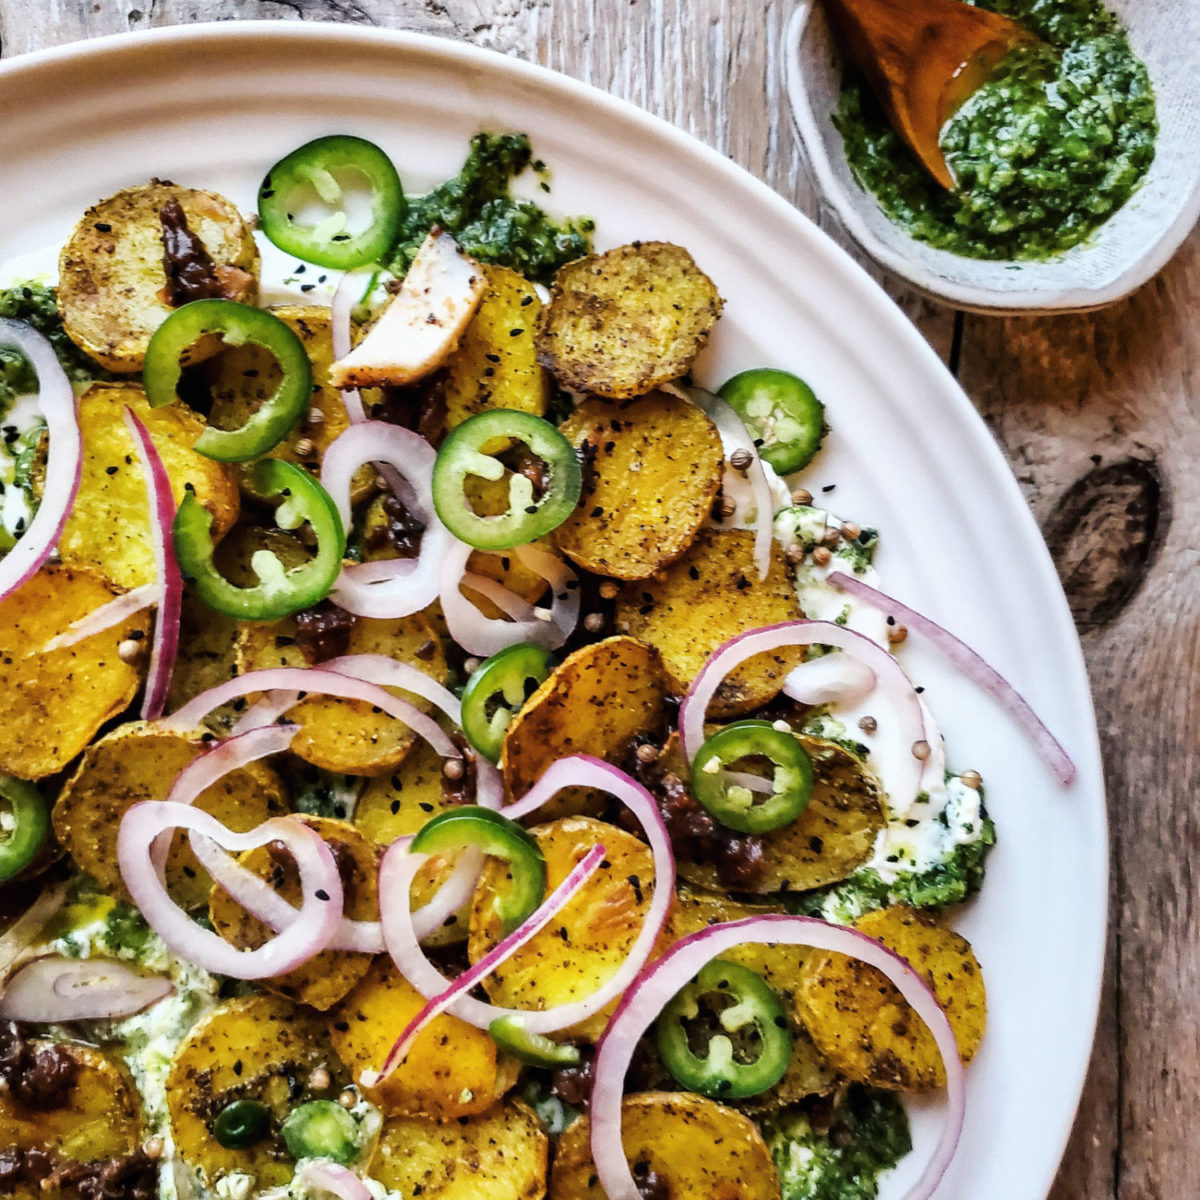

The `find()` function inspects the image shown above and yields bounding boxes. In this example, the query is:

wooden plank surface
[2,2,1196,1197]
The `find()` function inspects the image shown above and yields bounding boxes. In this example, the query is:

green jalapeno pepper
[656,959,793,1099]
[691,721,814,835]
[0,775,49,884]
[213,1099,272,1150]
[431,410,582,551]
[411,806,545,934]
[488,1016,582,1068]
[460,643,551,763]
[280,1099,359,1164]
[174,459,346,621]
[718,368,825,475]
[258,135,405,270]
[144,299,312,463]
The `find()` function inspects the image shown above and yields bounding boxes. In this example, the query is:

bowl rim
[783,0,1200,314]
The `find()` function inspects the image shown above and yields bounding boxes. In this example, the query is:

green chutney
[834,0,1157,260]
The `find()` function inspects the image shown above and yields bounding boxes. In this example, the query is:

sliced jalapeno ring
[144,299,312,463]
[656,959,793,1100]
[411,806,546,934]
[718,368,825,475]
[460,643,551,763]
[0,775,49,885]
[174,459,346,621]
[258,135,405,270]
[213,1099,272,1150]
[280,1099,359,1164]
[691,720,814,835]
[489,1016,582,1068]
[431,410,582,551]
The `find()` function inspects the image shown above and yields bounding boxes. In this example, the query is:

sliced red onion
[294,1160,374,1200]
[117,802,343,979]
[379,755,674,1035]
[321,421,447,618]
[161,666,460,761]
[0,954,174,1022]
[365,843,606,1085]
[590,914,965,1200]
[680,620,927,812]
[0,321,82,600]
[41,582,158,652]
[828,571,1077,785]
[680,383,772,582]
[783,650,877,706]
[0,882,68,979]
[440,540,580,657]
[331,272,368,425]
[229,690,303,736]
[123,408,183,719]
[461,572,536,621]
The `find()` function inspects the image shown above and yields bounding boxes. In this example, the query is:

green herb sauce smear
[835,0,1157,260]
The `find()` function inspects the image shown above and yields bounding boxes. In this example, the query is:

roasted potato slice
[56,382,239,590]
[468,816,660,1041]
[209,816,379,1010]
[549,1092,779,1200]
[167,993,348,1189]
[54,720,286,908]
[0,1041,142,1199]
[373,1100,548,1200]
[617,527,805,715]
[0,564,148,780]
[554,391,723,580]
[329,957,519,1118]
[662,734,885,895]
[58,181,258,373]
[500,636,666,818]
[536,242,722,400]
[796,905,987,1092]
[164,591,242,728]
[236,610,446,776]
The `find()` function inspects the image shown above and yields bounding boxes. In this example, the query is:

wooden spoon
[820,0,1041,188]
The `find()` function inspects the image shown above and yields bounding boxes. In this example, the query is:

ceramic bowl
[783,0,1200,313]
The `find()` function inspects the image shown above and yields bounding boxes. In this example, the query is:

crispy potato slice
[617,527,805,715]
[236,610,446,776]
[165,591,242,728]
[56,382,239,590]
[550,1092,779,1200]
[536,243,723,400]
[167,993,348,1189]
[330,958,519,1118]
[500,636,666,818]
[57,181,258,373]
[661,734,885,895]
[54,719,286,907]
[0,565,148,779]
[796,905,987,1092]
[0,1042,141,1199]
[208,816,379,1010]
[442,264,549,429]
[373,1100,548,1200]
[468,816,660,1041]
[555,391,723,580]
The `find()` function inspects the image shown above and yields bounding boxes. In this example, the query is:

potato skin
[0,564,148,779]
[373,1100,548,1200]
[795,905,987,1092]
[536,242,723,400]
[555,391,724,581]
[58,181,258,372]
[550,1092,780,1200]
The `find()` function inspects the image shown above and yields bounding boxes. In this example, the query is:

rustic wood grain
[4,3,1197,1198]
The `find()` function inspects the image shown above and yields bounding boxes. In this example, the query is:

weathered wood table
[1,2,1194,1196]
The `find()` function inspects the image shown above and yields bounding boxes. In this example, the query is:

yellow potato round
[617,527,805,715]
[208,816,379,1010]
[165,590,244,728]
[373,1100,548,1200]
[329,957,519,1119]
[796,905,987,1092]
[549,1092,779,1200]
[58,181,258,373]
[0,564,148,780]
[555,391,724,580]
[468,817,659,1041]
